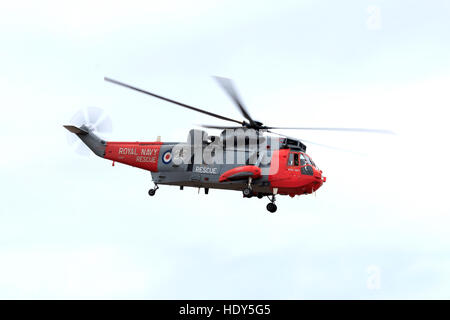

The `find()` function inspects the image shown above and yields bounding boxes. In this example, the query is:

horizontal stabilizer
[63,125,89,135]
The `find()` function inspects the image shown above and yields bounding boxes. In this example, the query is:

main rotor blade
[267,130,365,154]
[266,126,395,134]
[105,77,243,125]
[213,76,256,127]
[199,124,243,130]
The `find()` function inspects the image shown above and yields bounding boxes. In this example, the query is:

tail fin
[64,125,106,157]
[63,125,89,135]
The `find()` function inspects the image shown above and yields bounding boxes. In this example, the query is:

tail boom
[104,141,162,172]
[64,125,163,171]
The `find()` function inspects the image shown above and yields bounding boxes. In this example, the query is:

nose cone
[312,168,326,191]
[313,167,323,180]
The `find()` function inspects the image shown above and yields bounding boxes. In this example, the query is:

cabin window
[288,152,299,166]
[288,153,294,166]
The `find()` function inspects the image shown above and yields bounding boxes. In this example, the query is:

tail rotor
[66,107,112,156]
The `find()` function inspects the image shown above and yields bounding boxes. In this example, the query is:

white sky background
[1,0,450,299]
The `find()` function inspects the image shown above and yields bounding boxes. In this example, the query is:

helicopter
[64,77,393,212]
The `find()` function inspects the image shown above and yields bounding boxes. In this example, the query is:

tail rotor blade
[74,140,92,156]
[69,108,88,128]
[85,106,103,125]
[94,115,113,133]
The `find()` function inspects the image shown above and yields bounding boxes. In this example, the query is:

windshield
[300,153,306,166]
[288,152,318,169]
[302,153,311,165]
[301,153,318,169]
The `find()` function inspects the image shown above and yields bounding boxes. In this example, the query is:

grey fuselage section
[150,132,280,193]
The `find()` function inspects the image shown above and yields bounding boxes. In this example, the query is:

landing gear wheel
[257,193,263,199]
[148,184,159,196]
[243,187,252,198]
[266,202,277,213]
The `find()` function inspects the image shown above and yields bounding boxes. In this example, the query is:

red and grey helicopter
[64,77,392,212]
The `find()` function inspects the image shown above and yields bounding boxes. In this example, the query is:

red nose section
[219,165,262,182]
[268,149,325,196]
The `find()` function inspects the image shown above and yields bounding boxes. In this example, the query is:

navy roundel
[162,150,172,164]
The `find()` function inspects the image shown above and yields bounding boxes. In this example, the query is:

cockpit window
[305,154,318,169]
[306,155,312,165]
[300,153,306,166]
[296,152,317,175]
[301,165,314,176]
[301,153,315,166]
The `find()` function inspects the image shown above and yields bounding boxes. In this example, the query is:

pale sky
[1,0,450,299]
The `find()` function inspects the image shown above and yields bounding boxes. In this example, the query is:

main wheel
[243,187,252,197]
[266,203,277,213]
[148,189,156,196]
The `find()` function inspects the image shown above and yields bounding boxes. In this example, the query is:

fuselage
[102,138,325,197]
